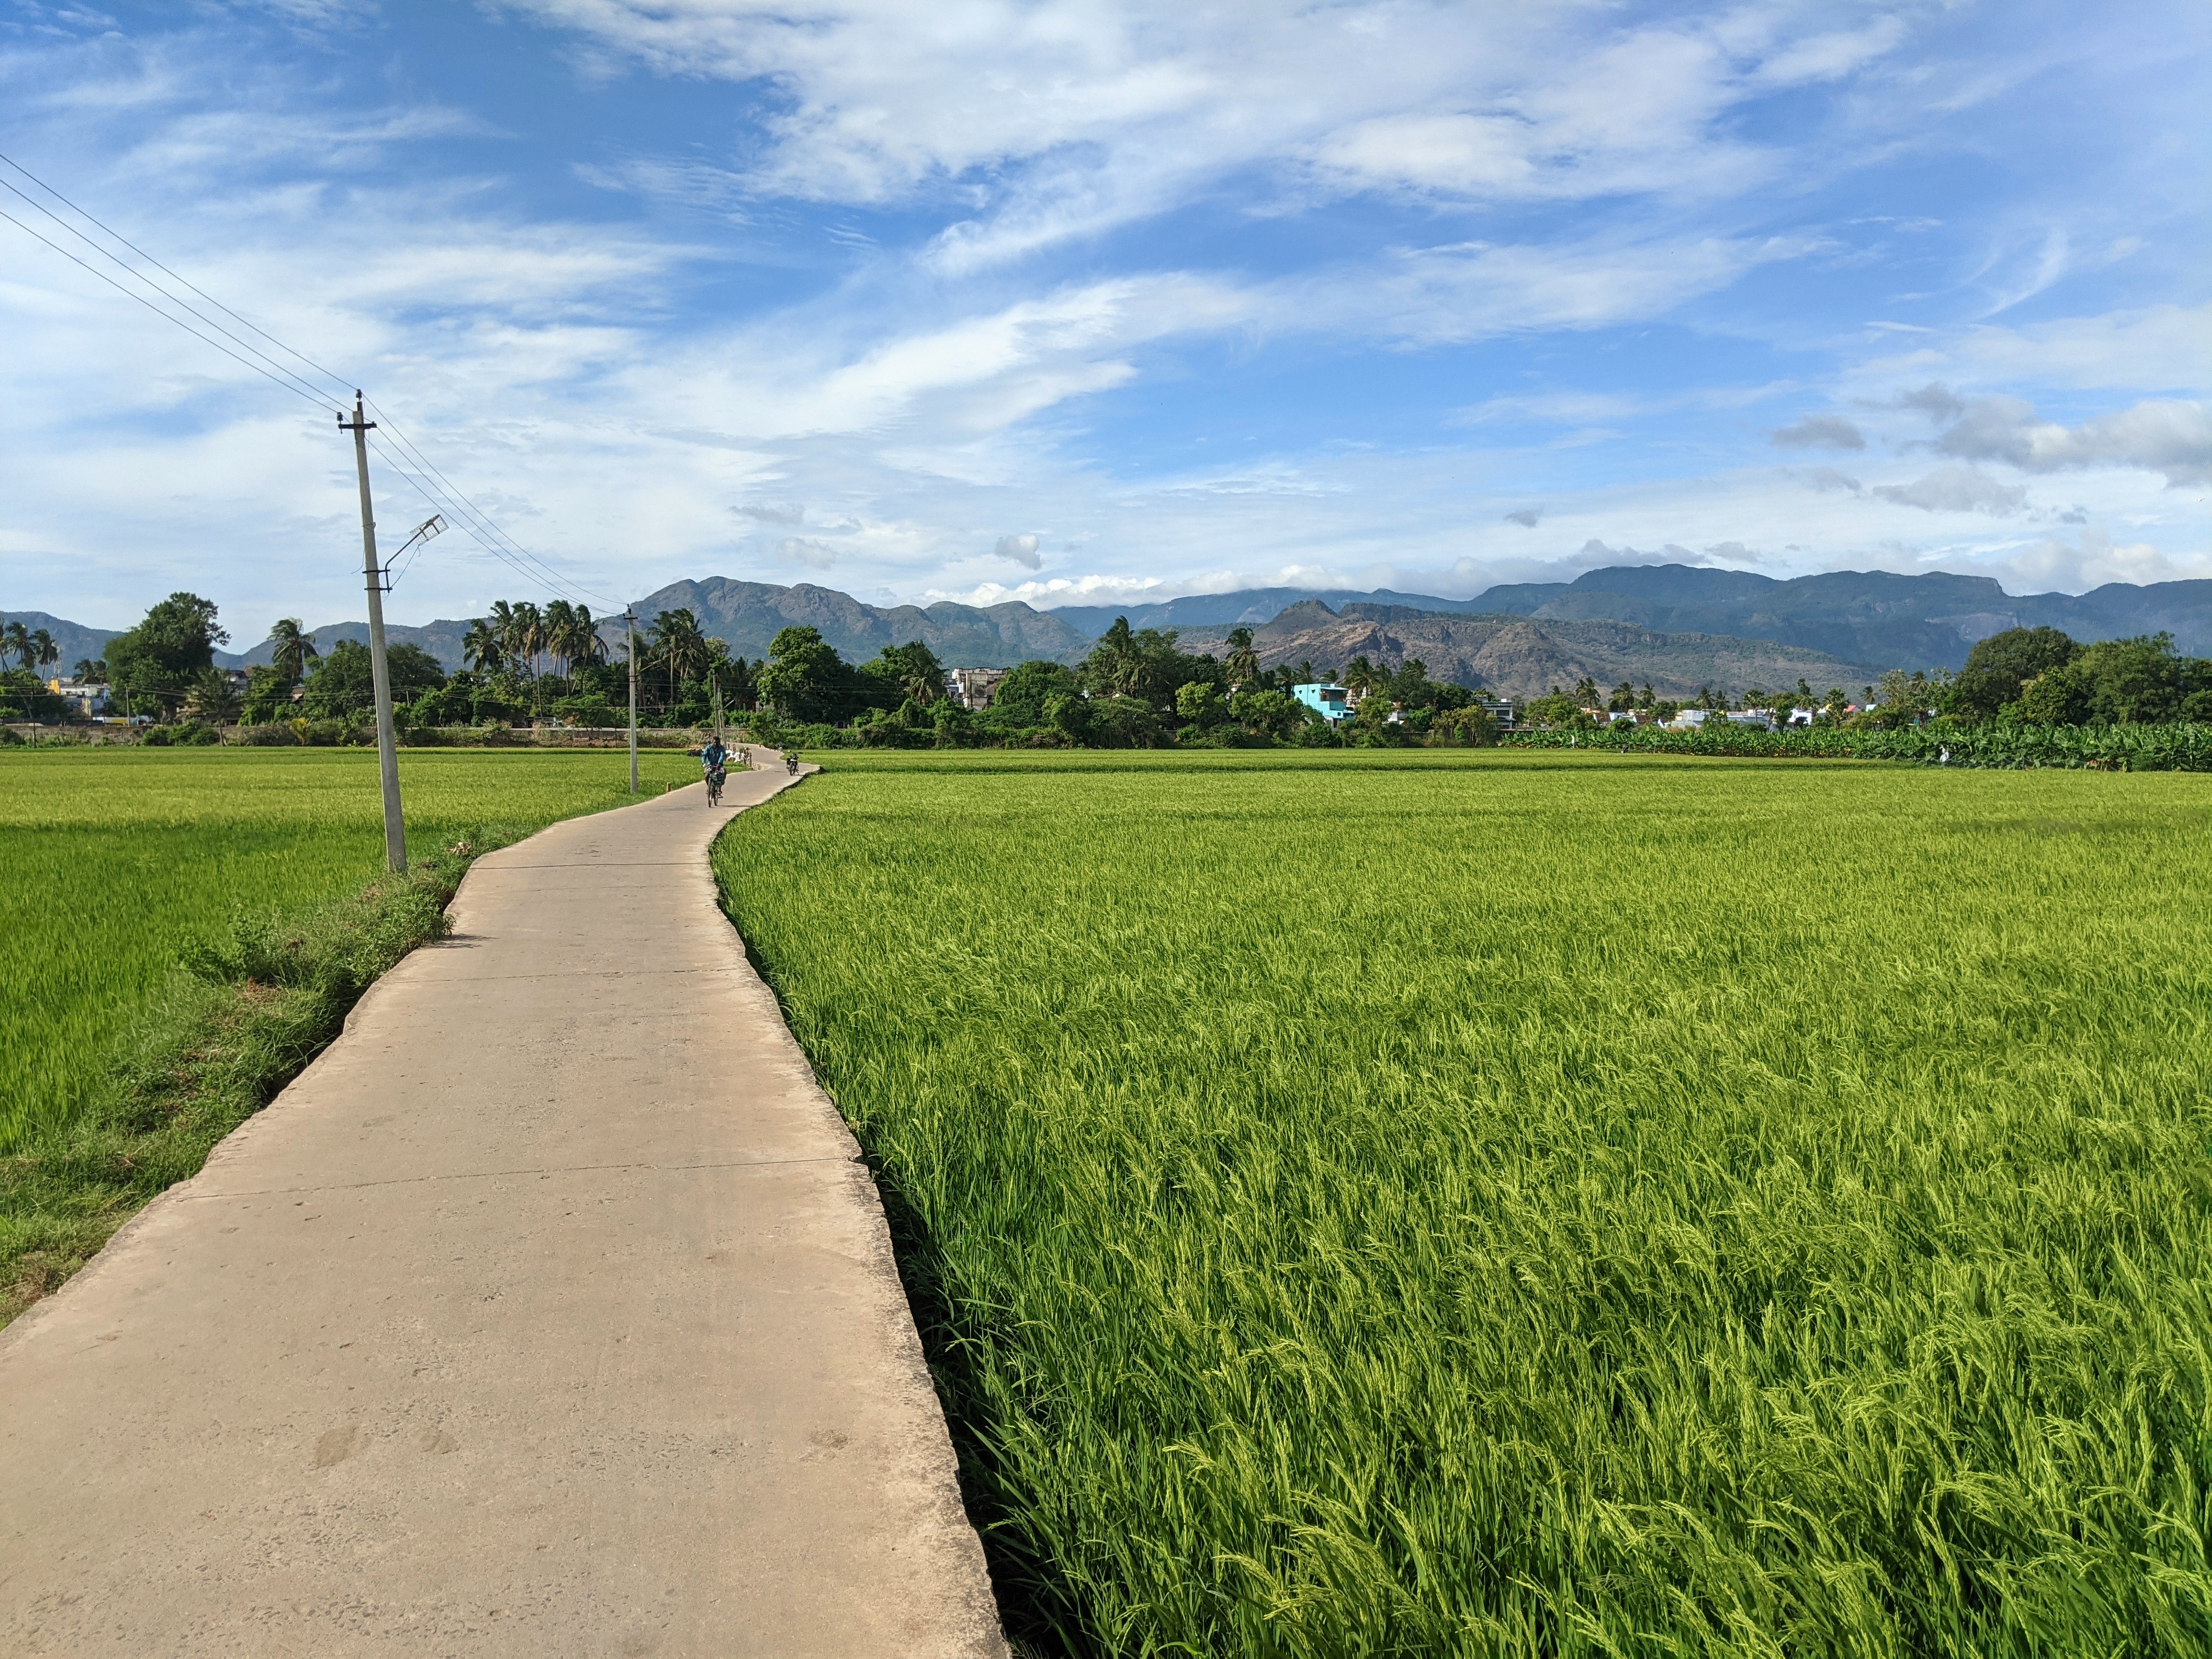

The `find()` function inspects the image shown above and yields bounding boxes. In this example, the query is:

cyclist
[701,735,730,804]
[784,749,800,776]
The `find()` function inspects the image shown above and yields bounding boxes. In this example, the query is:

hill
[1174,602,1889,700]
[1463,565,2212,668]
[622,578,1090,668]
[34,565,2211,681]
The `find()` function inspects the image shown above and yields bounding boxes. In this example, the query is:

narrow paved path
[0,760,1006,1658]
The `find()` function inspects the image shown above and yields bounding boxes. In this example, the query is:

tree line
[13,594,2207,748]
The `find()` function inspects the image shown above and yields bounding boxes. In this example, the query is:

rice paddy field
[0,746,693,1152]
[712,749,2212,1658]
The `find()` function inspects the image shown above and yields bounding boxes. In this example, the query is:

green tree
[1227,687,1300,741]
[757,625,848,722]
[300,640,446,720]
[2,621,29,669]
[182,667,241,725]
[1224,627,1261,689]
[1044,691,1091,742]
[462,617,504,676]
[2072,634,2202,724]
[106,592,228,721]
[648,609,712,712]
[986,660,1083,727]
[266,618,320,687]
[1945,627,2080,721]
[1175,681,1222,727]
[240,664,297,724]
[870,640,946,706]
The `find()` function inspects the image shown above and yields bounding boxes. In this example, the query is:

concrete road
[0,759,1007,1658]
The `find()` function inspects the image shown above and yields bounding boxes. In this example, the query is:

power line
[0,205,330,411]
[0,149,356,400]
[1,176,340,409]
[0,150,613,610]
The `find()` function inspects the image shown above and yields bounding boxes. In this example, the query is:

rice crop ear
[713,750,2212,1657]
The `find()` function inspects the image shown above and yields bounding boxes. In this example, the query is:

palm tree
[648,609,710,711]
[75,657,106,682]
[462,617,504,676]
[30,629,58,673]
[543,599,578,679]
[182,667,240,725]
[2,620,30,668]
[1224,627,1260,690]
[487,600,520,664]
[516,602,546,678]
[546,602,606,676]
[568,605,607,668]
[267,619,319,686]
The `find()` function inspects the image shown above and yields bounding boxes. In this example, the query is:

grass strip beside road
[713,748,2212,1658]
[1,746,697,1327]
[2,851,467,1327]
[1,747,695,1151]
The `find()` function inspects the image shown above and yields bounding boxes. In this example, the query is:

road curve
[0,758,1007,1658]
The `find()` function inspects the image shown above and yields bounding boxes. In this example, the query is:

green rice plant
[1502,721,2212,769]
[0,746,693,1150]
[713,749,2212,1657]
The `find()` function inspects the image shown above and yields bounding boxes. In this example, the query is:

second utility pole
[340,391,407,872]
[625,607,639,795]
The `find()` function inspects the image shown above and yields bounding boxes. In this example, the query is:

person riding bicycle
[701,736,729,799]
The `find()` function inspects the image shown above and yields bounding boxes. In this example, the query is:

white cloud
[2006,525,2197,591]
[994,532,1042,568]
[1770,414,1866,450]
[777,537,839,569]
[1871,466,2029,516]
[1932,395,2212,486]
[1855,303,2212,395]
[504,1,1915,269]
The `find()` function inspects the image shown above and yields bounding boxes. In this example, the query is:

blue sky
[2,0,2206,642]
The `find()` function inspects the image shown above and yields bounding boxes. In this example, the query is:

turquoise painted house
[1294,683,1353,723]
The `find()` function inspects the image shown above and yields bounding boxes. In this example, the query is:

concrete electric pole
[339,392,407,872]
[625,607,639,795]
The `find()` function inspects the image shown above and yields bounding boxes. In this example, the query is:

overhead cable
[0,149,611,609]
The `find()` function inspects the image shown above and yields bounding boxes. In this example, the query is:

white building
[945,667,1007,710]
[47,678,109,715]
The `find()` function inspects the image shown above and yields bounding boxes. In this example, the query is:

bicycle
[706,764,726,806]
[784,751,800,776]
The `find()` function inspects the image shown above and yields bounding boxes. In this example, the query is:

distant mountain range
[1174,602,1888,701]
[1465,565,2212,669]
[21,565,2210,687]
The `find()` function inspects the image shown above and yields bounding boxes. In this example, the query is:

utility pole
[625,607,639,795]
[339,392,407,872]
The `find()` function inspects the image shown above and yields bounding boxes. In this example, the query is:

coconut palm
[567,605,607,668]
[2,620,30,669]
[648,609,711,709]
[543,599,578,678]
[462,617,505,676]
[267,619,319,686]
[182,667,240,725]
[1224,627,1260,690]
[30,628,58,672]
[487,601,524,674]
